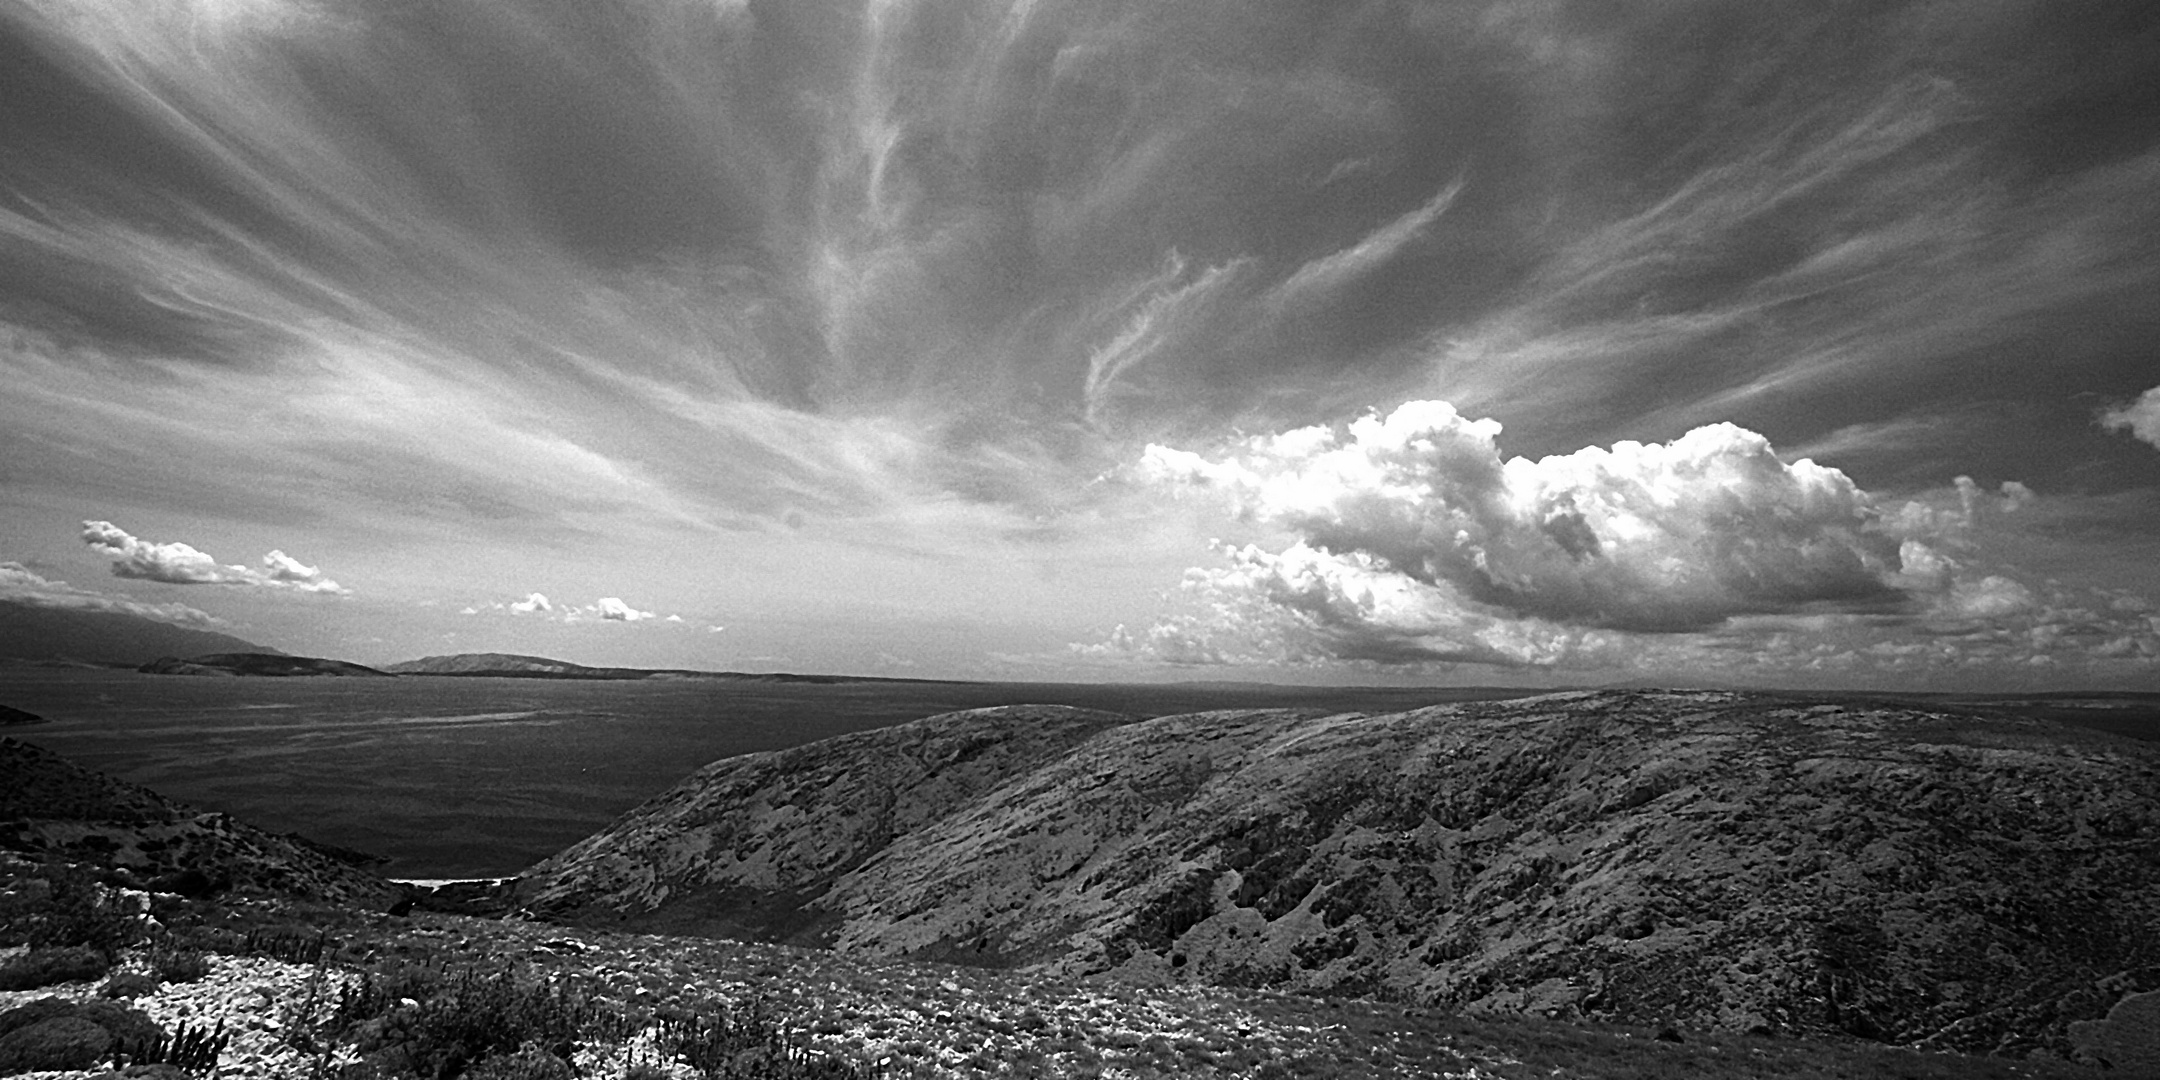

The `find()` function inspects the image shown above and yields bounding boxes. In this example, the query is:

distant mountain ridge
[518,690,2160,1058]
[0,598,279,665]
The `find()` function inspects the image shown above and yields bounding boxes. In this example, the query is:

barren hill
[518,690,2160,1057]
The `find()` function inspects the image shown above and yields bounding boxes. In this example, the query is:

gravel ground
[1,948,333,1079]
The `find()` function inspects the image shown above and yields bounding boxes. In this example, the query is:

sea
[0,668,1513,878]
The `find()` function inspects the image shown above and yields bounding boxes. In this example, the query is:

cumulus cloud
[2100,385,2160,449]
[1143,401,1903,636]
[0,561,224,628]
[80,521,350,594]
[467,592,665,624]
[1115,400,2154,675]
[590,597,655,622]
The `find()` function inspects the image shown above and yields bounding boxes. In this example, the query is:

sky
[3,0,2159,689]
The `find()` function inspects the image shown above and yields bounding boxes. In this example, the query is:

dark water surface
[0,669,1517,877]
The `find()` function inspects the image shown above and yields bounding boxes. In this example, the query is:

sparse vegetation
[16,858,143,959]
[0,943,111,990]
[99,971,162,998]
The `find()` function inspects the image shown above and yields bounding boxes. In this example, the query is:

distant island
[138,652,393,677]
[384,651,962,684]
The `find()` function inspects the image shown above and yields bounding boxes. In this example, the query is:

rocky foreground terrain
[520,690,2160,1059]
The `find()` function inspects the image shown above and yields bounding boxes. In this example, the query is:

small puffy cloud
[2100,385,2160,448]
[258,550,347,593]
[591,597,654,622]
[0,561,224,628]
[80,521,350,595]
[468,592,663,624]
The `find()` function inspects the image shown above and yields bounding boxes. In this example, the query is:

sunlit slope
[519,690,2160,1057]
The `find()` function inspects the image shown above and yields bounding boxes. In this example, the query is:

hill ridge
[517,688,2160,1058]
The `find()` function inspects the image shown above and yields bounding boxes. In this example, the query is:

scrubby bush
[114,1018,229,1074]
[656,1002,879,1080]
[0,944,112,990]
[0,998,78,1040]
[462,1042,576,1080]
[23,859,142,958]
[99,971,163,999]
[280,962,629,1080]
[0,997,206,1076]
[0,1014,113,1073]
[150,946,210,984]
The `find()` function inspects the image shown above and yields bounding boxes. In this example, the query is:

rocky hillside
[0,736,401,907]
[518,690,2160,1058]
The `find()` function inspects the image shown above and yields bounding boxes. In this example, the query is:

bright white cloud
[259,549,346,593]
[2101,385,2160,449]
[1116,400,2160,676]
[469,592,665,625]
[591,597,655,622]
[1142,401,1901,635]
[80,521,350,594]
[0,561,224,628]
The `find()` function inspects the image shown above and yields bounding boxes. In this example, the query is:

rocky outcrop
[0,737,401,907]
[2070,988,2160,1074]
[519,690,2160,1057]
[138,653,392,677]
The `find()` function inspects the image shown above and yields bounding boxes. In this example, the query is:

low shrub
[150,946,211,984]
[656,1001,881,1080]
[0,944,112,990]
[0,998,160,1074]
[100,972,164,999]
[25,860,142,958]
[115,1018,230,1073]
[281,961,633,1080]
[0,1014,112,1073]
[462,1042,575,1080]
[0,998,78,1040]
